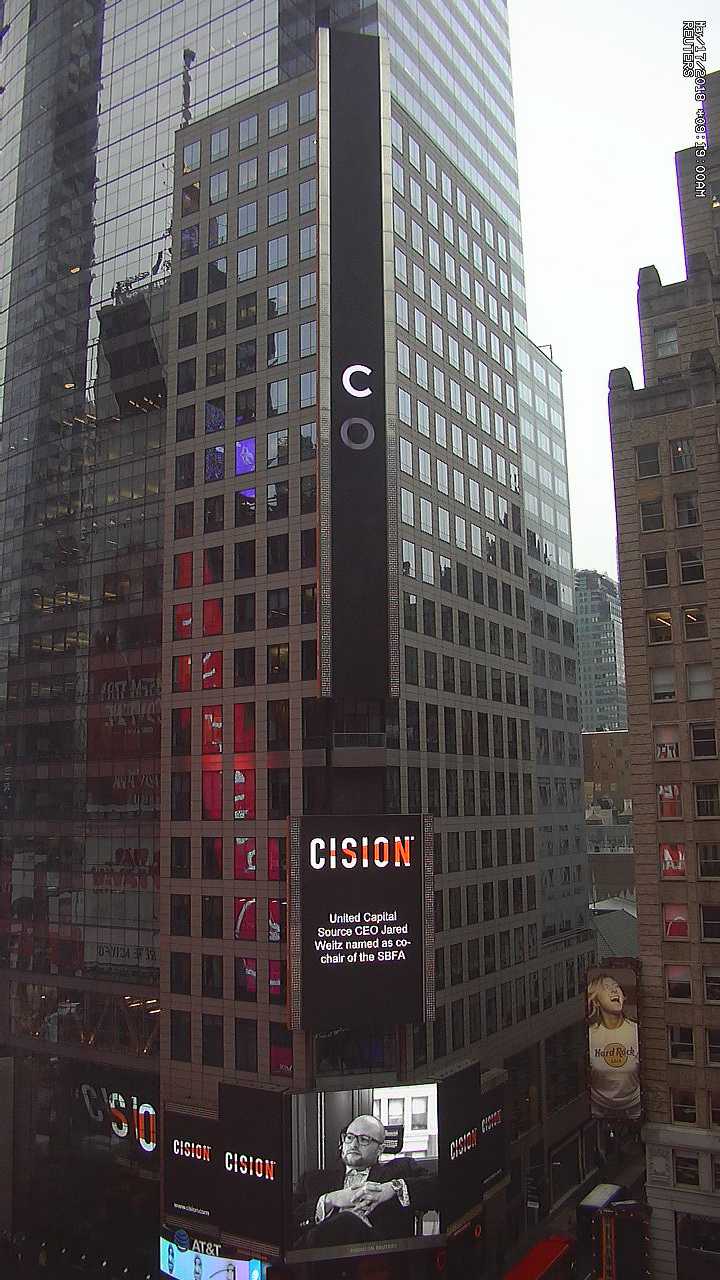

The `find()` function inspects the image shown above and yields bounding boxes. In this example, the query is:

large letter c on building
[342,364,372,398]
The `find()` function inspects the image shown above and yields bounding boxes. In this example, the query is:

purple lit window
[235,437,256,476]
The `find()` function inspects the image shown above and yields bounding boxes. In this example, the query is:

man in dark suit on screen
[293,1114,436,1247]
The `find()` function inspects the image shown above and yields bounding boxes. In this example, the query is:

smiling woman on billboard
[587,971,640,1120]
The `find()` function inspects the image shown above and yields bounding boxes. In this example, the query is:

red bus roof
[502,1235,574,1280]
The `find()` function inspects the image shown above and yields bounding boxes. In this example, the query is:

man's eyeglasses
[341,1130,381,1149]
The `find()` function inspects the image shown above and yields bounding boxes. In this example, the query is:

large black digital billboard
[328,30,389,698]
[436,1067,507,1232]
[286,1070,507,1263]
[289,816,433,1032]
[163,1085,288,1249]
[287,1084,440,1263]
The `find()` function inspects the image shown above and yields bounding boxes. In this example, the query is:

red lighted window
[234,896,257,940]
[173,655,192,692]
[234,702,256,752]
[233,768,256,820]
[268,898,286,943]
[202,769,222,820]
[664,904,689,939]
[202,705,223,754]
[203,597,223,636]
[269,959,285,1005]
[174,602,193,639]
[234,837,256,879]
[236,956,257,999]
[202,650,223,689]
[660,843,686,878]
[174,551,193,589]
[658,783,682,819]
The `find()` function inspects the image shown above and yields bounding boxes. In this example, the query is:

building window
[670,437,695,472]
[701,905,720,941]
[699,845,720,877]
[688,663,713,700]
[654,726,679,761]
[640,498,664,531]
[683,606,709,640]
[644,553,668,587]
[669,1026,694,1062]
[692,723,717,759]
[679,547,704,583]
[708,1029,720,1065]
[660,843,686,877]
[666,965,691,999]
[299,89,316,123]
[182,140,201,172]
[671,1090,697,1124]
[268,100,288,136]
[674,1154,700,1186]
[170,1011,191,1062]
[651,667,676,702]
[664,904,689,938]
[695,783,720,818]
[704,968,720,1002]
[658,783,682,819]
[635,443,660,477]
[648,610,672,643]
[655,324,678,357]
[675,492,700,527]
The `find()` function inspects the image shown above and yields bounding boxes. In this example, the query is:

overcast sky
[508,0,697,577]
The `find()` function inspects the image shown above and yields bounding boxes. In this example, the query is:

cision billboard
[286,1074,507,1262]
[288,816,434,1032]
[586,960,641,1121]
[163,1071,505,1262]
[163,1085,288,1250]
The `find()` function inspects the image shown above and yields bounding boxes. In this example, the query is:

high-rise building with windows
[609,68,720,1280]
[0,3,590,1273]
[516,336,586,949]
[574,568,628,732]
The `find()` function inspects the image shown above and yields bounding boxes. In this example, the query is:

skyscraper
[609,67,720,1280]
[574,568,628,732]
[0,3,591,1272]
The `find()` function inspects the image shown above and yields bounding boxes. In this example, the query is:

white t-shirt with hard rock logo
[589,1018,640,1118]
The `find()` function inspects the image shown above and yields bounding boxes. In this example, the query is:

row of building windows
[650,662,714,703]
[404,645,530,707]
[173,643,302,690]
[644,547,705,588]
[178,312,318,366]
[181,92,317,178]
[668,1024,720,1066]
[640,491,700,531]
[391,161,511,307]
[658,781,720,819]
[432,825,535,873]
[176,360,318,411]
[181,135,317,216]
[666,965,720,1002]
[636,437,696,477]
[661,902,720,940]
[395,372,520,487]
[403,588,526,653]
[404,702,531,761]
[170,1008,291,1074]
[179,260,316,306]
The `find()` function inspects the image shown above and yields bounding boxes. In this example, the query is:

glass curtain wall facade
[1,0,577,1268]
[516,335,588,948]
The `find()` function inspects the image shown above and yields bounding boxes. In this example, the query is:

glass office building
[1,3,583,1272]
